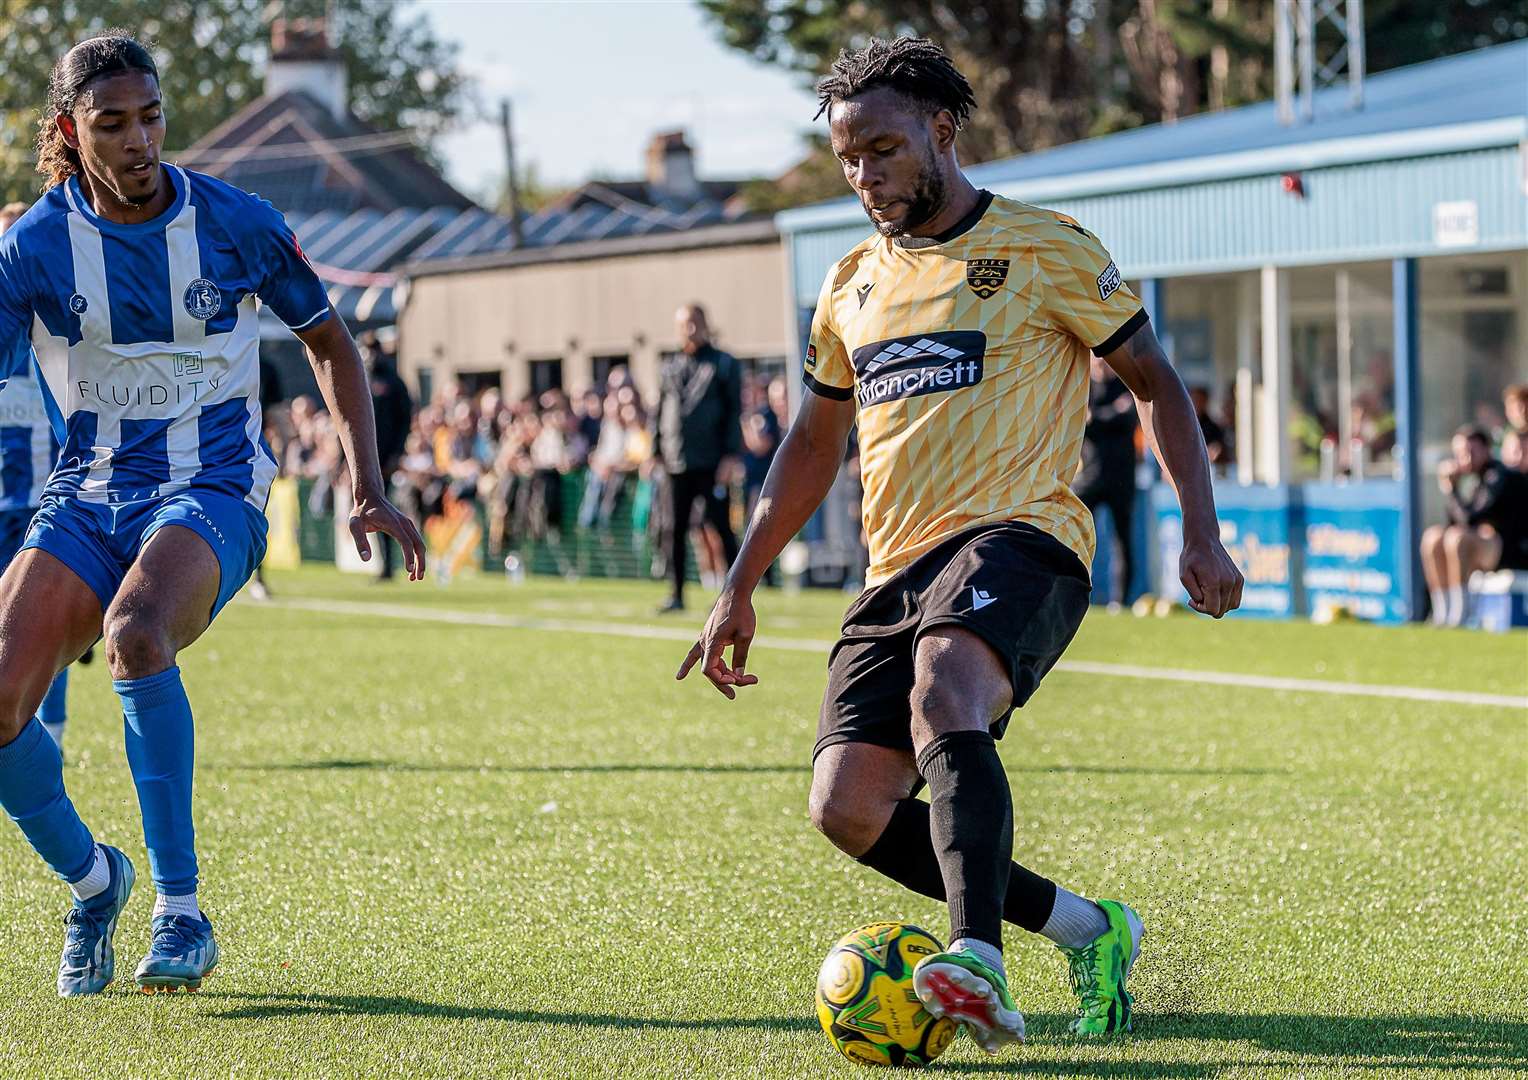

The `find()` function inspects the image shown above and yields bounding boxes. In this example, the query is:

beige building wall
[398,237,786,403]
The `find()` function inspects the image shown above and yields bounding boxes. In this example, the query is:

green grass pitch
[0,568,1523,1078]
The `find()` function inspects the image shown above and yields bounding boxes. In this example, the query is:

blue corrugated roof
[779,40,1528,233]
[269,207,515,328]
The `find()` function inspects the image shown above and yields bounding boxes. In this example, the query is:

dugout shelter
[776,41,1528,623]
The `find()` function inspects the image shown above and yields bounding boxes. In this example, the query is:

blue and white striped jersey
[0,345,57,511]
[0,165,329,509]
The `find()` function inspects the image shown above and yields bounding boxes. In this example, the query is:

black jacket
[1448,459,1528,547]
[370,361,414,467]
[653,345,742,473]
[1075,373,1138,494]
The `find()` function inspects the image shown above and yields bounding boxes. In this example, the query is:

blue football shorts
[21,489,267,620]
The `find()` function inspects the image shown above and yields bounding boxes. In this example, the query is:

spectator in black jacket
[366,341,415,581]
[1420,425,1528,626]
[652,303,741,612]
[1074,355,1139,605]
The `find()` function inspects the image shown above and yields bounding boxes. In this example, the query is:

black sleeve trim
[1092,308,1149,358]
[803,373,854,401]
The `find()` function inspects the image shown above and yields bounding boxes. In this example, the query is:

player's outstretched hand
[1180,531,1243,618]
[349,490,428,581]
[677,588,760,700]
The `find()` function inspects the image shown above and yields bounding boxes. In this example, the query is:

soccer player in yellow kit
[679,37,1243,1053]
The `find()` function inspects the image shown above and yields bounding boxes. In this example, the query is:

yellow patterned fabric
[804,194,1145,586]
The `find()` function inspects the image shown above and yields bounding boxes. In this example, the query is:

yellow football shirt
[804,192,1146,586]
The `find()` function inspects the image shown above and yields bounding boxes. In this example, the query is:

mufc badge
[965,258,1009,299]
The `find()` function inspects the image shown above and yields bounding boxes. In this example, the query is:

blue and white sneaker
[134,912,219,994]
[57,845,135,997]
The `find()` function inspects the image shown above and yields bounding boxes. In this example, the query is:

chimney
[645,130,701,202]
[266,17,349,119]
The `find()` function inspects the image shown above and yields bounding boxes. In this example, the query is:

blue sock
[0,717,96,883]
[117,666,198,896]
[39,669,67,745]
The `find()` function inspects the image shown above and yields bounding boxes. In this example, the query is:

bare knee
[104,610,176,680]
[809,780,893,857]
[1442,525,1472,558]
[1421,525,1446,556]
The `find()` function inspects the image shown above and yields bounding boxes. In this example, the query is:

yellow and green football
[815,922,959,1068]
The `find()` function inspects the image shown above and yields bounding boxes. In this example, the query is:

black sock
[914,730,1015,948]
[857,797,1059,935]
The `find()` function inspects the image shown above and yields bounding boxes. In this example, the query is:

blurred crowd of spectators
[264,344,792,588]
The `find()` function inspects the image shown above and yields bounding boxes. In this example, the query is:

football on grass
[815,922,959,1067]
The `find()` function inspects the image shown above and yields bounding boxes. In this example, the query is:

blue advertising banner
[1300,482,1408,624]
[1152,484,1296,618]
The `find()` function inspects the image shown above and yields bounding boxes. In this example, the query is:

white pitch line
[270,596,1528,711]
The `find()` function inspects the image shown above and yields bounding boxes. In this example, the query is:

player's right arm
[677,391,854,697]
[677,272,857,698]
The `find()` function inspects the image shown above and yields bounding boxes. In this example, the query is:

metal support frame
[1258,266,1292,485]
[1392,257,1423,622]
[1276,0,1365,125]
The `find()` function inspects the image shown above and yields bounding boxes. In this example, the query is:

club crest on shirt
[965,259,1009,299]
[183,277,221,320]
[68,293,88,315]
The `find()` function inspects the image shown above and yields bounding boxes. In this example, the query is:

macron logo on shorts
[971,587,997,610]
[851,330,986,408]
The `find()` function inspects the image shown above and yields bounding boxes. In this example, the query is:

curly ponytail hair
[35,31,159,192]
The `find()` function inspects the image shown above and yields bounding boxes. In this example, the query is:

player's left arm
[246,193,425,579]
[1103,323,1244,618]
[295,313,427,580]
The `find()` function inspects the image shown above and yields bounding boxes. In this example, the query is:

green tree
[494,160,573,217]
[0,0,470,203]
[701,0,1528,210]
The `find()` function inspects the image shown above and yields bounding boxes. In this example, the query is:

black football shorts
[813,521,1092,762]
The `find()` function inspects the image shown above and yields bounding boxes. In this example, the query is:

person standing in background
[0,201,70,748]
[1502,383,1527,472]
[365,336,415,582]
[652,303,741,612]
[1074,355,1140,606]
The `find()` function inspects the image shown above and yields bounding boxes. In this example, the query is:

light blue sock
[118,666,198,896]
[39,669,67,747]
[0,716,95,883]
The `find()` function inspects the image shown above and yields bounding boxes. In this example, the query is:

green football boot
[1058,898,1144,1035]
[911,948,1025,1053]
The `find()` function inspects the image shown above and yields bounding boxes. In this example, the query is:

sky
[423,0,822,203]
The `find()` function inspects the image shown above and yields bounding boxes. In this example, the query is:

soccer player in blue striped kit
[0,33,427,996]
[0,202,73,751]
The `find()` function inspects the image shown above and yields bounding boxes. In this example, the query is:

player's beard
[868,143,946,238]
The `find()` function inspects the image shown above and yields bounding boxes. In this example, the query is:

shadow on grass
[211,993,815,1030]
[212,759,1286,778]
[213,760,805,775]
[206,997,1525,1074]
[999,1011,1528,1075]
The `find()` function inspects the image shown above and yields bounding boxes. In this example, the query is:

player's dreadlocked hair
[36,32,159,191]
[814,37,977,128]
